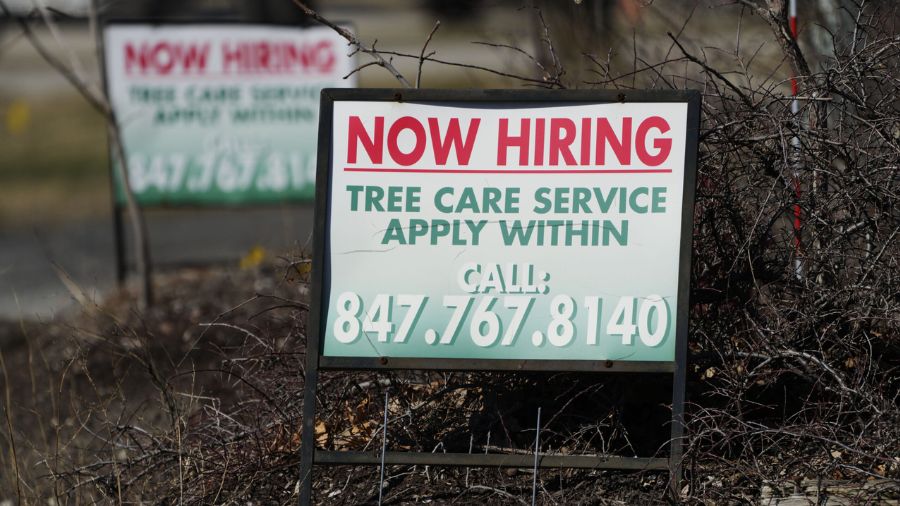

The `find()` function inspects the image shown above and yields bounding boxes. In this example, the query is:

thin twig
[291,0,412,87]
[416,21,440,88]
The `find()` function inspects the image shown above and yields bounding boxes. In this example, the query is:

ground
[0,262,682,504]
[2,263,896,504]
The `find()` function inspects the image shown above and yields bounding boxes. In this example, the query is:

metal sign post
[300,88,700,505]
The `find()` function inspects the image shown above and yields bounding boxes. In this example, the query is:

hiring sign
[312,89,699,365]
[300,89,700,502]
[103,23,355,205]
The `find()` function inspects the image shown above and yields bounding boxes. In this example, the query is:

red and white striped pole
[789,0,803,279]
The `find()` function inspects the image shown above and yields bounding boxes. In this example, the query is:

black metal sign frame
[299,88,700,504]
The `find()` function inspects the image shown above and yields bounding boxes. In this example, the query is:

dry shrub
[1,1,899,504]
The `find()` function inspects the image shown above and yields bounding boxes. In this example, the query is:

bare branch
[416,21,440,88]
[291,0,412,87]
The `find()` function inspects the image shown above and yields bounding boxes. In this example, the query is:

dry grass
[0,97,108,225]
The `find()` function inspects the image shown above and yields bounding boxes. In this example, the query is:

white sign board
[315,90,699,364]
[104,23,355,204]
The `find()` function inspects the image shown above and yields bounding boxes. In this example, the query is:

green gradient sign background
[321,98,692,362]
[104,23,355,205]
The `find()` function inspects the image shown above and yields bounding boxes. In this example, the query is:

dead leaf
[315,421,328,445]
[239,245,266,269]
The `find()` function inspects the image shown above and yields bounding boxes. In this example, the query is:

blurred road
[0,1,540,320]
[0,2,539,97]
[2,0,733,319]
[0,207,315,319]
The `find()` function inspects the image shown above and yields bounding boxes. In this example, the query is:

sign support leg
[378,391,389,505]
[669,361,687,499]
[531,406,542,506]
[112,204,126,285]
[298,353,319,505]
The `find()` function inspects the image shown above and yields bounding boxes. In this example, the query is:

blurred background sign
[0,0,541,320]
[104,23,355,205]
[2,0,833,319]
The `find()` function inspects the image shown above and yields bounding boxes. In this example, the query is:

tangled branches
[679,3,900,502]
[1,1,898,504]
